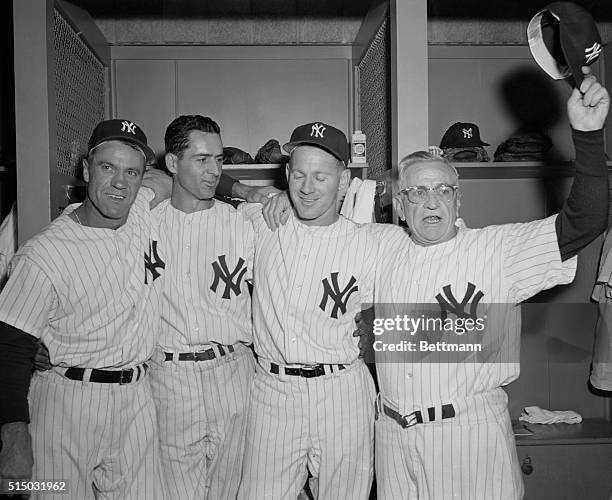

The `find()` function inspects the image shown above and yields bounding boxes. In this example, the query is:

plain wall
[112,45,352,162]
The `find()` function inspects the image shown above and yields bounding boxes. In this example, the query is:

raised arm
[556,67,610,260]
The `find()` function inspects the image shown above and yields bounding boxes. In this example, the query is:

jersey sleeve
[237,202,267,236]
[0,254,58,338]
[361,224,405,305]
[236,204,257,281]
[503,215,577,303]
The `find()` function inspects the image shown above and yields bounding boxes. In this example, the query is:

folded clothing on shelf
[255,139,290,164]
[223,147,254,164]
[494,132,552,162]
[443,146,490,163]
[519,405,582,425]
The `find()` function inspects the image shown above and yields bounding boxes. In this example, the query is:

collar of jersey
[287,212,355,238]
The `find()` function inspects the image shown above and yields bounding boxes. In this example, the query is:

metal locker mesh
[53,8,105,177]
[357,17,391,179]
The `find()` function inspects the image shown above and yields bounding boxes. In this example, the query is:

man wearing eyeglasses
[372,69,610,499]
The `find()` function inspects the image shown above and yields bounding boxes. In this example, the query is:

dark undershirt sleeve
[556,129,608,261]
[216,173,239,198]
[0,322,37,425]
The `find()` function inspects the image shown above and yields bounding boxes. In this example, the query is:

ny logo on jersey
[319,272,358,319]
[462,127,473,139]
[435,282,484,320]
[210,255,247,299]
[311,123,326,138]
[144,240,165,284]
[121,121,137,134]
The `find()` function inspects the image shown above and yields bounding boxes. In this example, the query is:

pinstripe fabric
[373,215,577,499]
[237,206,401,499]
[150,199,256,499]
[239,361,376,500]
[150,345,255,500]
[153,199,254,351]
[376,406,521,500]
[0,189,163,369]
[0,188,166,499]
[28,369,165,499]
[244,205,386,365]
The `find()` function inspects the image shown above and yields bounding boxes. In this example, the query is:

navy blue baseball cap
[528,2,603,88]
[88,119,156,164]
[283,122,350,165]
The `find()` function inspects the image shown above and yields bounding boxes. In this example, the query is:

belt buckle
[400,410,421,429]
[300,365,323,378]
[119,369,134,385]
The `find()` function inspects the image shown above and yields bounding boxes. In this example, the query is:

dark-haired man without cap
[149,115,256,499]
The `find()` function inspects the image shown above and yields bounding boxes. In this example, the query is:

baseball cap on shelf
[88,119,156,164]
[528,2,603,88]
[439,122,489,149]
[283,122,350,165]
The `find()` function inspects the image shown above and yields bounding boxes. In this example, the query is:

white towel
[340,177,376,224]
[352,179,376,223]
[519,406,582,425]
[340,177,361,220]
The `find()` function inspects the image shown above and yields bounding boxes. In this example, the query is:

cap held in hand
[528,2,603,88]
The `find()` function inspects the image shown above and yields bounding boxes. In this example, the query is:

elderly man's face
[397,161,460,246]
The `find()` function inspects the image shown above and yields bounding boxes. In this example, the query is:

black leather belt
[383,403,456,428]
[269,362,345,378]
[164,344,235,362]
[64,365,147,384]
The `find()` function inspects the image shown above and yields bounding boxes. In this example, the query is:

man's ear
[393,196,406,221]
[338,168,351,194]
[285,164,290,181]
[82,158,90,183]
[165,153,177,175]
[455,190,461,218]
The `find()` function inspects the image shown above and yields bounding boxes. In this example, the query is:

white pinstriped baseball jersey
[374,215,577,415]
[0,188,164,369]
[243,204,401,365]
[153,199,254,351]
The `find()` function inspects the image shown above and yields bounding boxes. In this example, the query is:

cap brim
[283,140,347,164]
[90,136,156,164]
[528,10,570,80]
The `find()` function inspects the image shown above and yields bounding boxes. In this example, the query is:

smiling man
[237,122,404,500]
[374,70,610,499]
[149,115,257,500]
[0,119,167,499]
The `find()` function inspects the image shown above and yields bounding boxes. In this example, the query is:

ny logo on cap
[462,128,473,139]
[585,42,602,64]
[121,121,137,134]
[311,123,326,138]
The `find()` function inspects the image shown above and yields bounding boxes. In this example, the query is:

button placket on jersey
[184,216,201,343]
[280,225,303,357]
